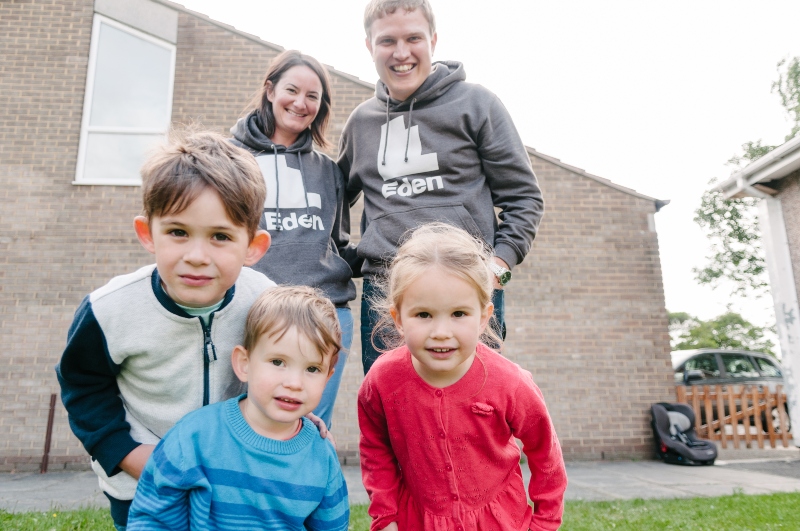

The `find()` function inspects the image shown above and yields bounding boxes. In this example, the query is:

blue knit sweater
[128,396,349,530]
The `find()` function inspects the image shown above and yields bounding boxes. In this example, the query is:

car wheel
[761,406,791,434]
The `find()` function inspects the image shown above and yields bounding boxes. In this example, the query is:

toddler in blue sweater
[128,286,350,530]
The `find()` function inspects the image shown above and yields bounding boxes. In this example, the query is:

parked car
[671,348,789,433]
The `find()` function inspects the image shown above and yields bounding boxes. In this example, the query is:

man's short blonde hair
[363,0,436,38]
[243,286,342,371]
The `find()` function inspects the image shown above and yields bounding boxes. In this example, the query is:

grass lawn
[2,492,798,530]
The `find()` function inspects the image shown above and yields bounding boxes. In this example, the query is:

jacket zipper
[200,314,217,406]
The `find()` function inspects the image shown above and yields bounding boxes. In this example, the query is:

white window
[74,15,176,185]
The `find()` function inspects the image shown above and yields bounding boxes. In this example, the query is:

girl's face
[266,65,323,147]
[391,266,492,388]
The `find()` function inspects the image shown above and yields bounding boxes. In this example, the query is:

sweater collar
[226,395,318,454]
[150,268,236,318]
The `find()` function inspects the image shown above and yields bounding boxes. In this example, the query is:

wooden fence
[675,384,792,449]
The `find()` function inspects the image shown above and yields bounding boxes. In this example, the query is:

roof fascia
[713,135,800,199]
[526,147,668,209]
[149,0,375,91]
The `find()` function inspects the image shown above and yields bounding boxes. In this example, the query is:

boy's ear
[430,32,437,55]
[231,345,250,383]
[365,36,373,55]
[133,216,155,255]
[244,230,271,266]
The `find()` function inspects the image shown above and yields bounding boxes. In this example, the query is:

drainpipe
[759,197,800,446]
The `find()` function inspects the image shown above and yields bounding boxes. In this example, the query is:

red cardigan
[358,344,567,531]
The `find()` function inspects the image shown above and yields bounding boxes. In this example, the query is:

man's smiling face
[366,8,437,103]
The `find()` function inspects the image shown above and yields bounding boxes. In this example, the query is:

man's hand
[305,412,336,449]
[119,444,155,480]
[491,257,510,290]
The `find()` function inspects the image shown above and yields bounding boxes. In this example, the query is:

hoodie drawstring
[298,152,310,217]
[404,98,416,163]
[381,95,390,166]
[381,95,418,166]
[272,144,282,231]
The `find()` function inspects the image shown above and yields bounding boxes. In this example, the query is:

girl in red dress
[358,223,567,531]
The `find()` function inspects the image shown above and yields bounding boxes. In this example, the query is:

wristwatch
[489,261,512,286]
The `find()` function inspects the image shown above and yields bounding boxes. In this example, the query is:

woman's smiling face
[266,65,323,147]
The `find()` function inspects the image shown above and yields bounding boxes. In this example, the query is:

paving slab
[3,458,800,513]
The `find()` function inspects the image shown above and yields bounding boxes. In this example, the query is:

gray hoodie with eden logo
[231,112,356,306]
[338,61,544,278]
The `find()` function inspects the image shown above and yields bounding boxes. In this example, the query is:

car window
[755,357,782,377]
[720,354,760,378]
[684,354,720,377]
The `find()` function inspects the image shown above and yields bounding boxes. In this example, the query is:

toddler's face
[234,326,333,440]
[391,266,492,388]
[135,188,267,308]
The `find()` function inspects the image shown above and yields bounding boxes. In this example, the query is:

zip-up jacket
[338,61,544,277]
[230,112,359,301]
[55,264,275,500]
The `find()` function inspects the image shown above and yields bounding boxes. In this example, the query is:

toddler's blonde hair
[373,222,502,350]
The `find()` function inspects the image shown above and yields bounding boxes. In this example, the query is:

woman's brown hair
[245,50,333,149]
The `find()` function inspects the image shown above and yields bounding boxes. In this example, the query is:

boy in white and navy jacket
[56,130,274,530]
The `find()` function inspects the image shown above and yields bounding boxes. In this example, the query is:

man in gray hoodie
[339,0,544,374]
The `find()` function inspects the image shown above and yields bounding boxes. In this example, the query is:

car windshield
[720,354,759,378]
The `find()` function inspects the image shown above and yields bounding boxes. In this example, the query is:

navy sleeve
[55,295,140,474]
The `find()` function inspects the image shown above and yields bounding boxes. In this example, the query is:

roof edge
[713,134,800,199]
[526,146,666,206]
[151,0,376,91]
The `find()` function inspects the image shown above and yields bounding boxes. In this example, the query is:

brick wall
[0,0,672,471]
[0,0,152,471]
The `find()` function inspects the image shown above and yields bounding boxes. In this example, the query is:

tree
[694,57,800,296]
[668,311,775,356]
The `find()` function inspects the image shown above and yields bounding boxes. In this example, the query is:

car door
[681,353,725,386]
[753,356,783,393]
[719,353,762,387]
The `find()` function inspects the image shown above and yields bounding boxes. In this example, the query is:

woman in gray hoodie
[230,50,357,428]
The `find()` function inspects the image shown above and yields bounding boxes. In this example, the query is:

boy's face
[134,188,270,308]
[366,8,437,103]
[232,326,334,440]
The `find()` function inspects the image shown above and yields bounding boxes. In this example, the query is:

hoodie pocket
[358,204,484,263]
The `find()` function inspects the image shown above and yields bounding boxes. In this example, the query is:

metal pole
[40,393,56,474]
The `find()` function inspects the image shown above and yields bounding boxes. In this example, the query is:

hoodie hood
[230,111,314,154]
[376,60,466,110]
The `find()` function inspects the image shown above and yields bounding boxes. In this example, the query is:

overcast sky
[180,0,800,331]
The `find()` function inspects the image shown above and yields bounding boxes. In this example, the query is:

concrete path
[2,452,800,513]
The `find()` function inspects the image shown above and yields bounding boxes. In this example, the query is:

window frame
[73,14,176,186]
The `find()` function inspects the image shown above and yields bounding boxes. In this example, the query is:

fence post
[40,393,56,474]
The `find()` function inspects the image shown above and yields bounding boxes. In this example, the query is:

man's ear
[430,32,437,55]
[244,230,271,266]
[231,345,250,383]
[365,36,373,56]
[134,216,155,254]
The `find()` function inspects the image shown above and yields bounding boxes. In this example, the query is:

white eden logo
[256,154,323,231]
[377,116,439,180]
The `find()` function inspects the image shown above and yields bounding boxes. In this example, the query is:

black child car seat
[651,402,717,465]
